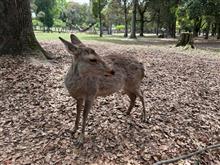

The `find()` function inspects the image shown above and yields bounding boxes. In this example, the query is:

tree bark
[211,23,216,37]
[217,23,220,39]
[0,0,50,58]
[156,9,160,36]
[176,32,194,48]
[139,13,144,37]
[193,18,202,37]
[98,0,103,37]
[129,0,137,39]
[204,21,211,39]
[123,0,128,38]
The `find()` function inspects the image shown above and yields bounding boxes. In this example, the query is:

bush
[32,19,43,27]
[115,25,125,31]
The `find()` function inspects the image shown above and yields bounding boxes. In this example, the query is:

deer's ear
[70,34,86,47]
[59,37,82,56]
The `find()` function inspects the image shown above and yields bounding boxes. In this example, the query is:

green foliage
[91,0,107,18]
[63,2,93,28]
[53,18,66,27]
[115,25,125,31]
[32,19,43,27]
[31,0,220,38]
[35,0,57,28]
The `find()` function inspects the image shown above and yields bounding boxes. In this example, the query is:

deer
[59,34,146,145]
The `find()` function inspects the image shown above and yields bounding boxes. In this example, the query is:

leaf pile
[0,41,220,164]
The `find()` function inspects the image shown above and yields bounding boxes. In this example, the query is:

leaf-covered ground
[0,41,220,165]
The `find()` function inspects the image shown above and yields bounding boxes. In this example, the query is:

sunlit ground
[35,31,220,53]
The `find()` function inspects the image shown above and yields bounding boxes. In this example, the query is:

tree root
[153,143,220,165]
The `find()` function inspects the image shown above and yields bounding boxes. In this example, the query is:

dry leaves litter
[0,41,220,165]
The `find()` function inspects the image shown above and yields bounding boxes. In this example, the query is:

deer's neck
[65,62,80,89]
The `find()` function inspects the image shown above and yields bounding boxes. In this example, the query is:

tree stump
[176,32,194,48]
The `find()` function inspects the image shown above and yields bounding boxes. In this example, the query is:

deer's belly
[96,77,124,97]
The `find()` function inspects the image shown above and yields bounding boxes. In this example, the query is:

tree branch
[153,143,220,165]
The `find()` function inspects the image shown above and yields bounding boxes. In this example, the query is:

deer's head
[59,34,114,77]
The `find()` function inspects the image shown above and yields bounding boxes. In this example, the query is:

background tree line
[30,0,220,39]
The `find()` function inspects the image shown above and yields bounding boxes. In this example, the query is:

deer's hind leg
[126,89,146,122]
[126,92,137,116]
[135,89,146,122]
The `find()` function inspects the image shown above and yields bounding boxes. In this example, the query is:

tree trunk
[211,23,216,37]
[123,0,128,38]
[139,13,144,37]
[156,9,160,36]
[204,21,211,39]
[172,18,176,38]
[108,24,112,35]
[217,23,220,39]
[98,0,103,37]
[129,0,137,39]
[193,18,202,37]
[0,0,50,58]
[176,32,194,48]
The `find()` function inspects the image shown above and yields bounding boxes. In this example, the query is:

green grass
[34,31,220,53]
[34,31,160,45]
[35,31,122,41]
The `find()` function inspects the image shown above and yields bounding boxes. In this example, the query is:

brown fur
[59,35,146,145]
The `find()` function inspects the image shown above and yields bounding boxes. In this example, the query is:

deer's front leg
[78,96,94,145]
[72,98,83,135]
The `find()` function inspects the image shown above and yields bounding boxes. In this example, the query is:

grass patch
[35,31,162,45]
[35,31,123,41]
[34,31,220,53]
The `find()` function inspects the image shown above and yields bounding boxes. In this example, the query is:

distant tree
[62,2,92,30]
[103,0,124,35]
[0,0,50,58]
[137,0,155,37]
[176,0,220,39]
[92,0,107,37]
[121,0,130,37]
[129,0,137,38]
[35,0,56,32]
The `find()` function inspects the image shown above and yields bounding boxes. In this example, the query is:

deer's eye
[90,59,97,63]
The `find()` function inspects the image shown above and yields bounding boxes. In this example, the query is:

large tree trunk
[129,0,137,39]
[123,0,128,38]
[0,0,50,58]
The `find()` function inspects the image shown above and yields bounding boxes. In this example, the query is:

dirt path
[0,41,220,164]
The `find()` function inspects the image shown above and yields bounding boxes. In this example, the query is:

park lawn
[35,31,220,53]
[35,31,125,42]
[35,31,160,45]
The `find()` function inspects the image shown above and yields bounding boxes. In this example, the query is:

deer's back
[104,54,145,91]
